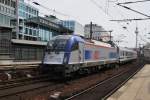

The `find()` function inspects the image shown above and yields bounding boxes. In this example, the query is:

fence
[12,44,45,61]
[0,28,11,56]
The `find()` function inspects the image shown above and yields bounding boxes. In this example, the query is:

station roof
[11,39,47,46]
[0,26,13,30]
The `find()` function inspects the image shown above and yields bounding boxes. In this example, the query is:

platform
[0,61,41,70]
[107,64,150,100]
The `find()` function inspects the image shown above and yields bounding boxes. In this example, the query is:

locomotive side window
[71,42,79,51]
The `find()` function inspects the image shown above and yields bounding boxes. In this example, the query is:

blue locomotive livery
[41,35,137,77]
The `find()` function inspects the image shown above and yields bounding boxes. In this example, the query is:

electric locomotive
[41,35,137,77]
[42,35,119,77]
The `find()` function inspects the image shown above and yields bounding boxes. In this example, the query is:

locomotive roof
[119,47,136,53]
[52,35,113,47]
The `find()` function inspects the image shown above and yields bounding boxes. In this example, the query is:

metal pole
[135,27,138,49]
[16,0,19,39]
[110,31,112,41]
[90,22,93,40]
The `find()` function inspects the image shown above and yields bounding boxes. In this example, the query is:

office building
[84,24,110,42]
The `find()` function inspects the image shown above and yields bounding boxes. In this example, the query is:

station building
[0,0,73,65]
[0,0,16,64]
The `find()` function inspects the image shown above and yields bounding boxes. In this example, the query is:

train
[143,43,150,63]
[41,35,137,77]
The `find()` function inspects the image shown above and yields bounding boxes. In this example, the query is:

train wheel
[0,73,12,81]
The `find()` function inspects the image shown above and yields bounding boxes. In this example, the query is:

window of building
[29,7,31,13]
[11,9,15,15]
[6,8,8,13]
[0,5,1,11]
[11,1,16,8]
[22,12,25,18]
[0,6,2,12]
[19,10,22,17]
[33,30,36,36]
[3,15,9,26]
[1,0,4,4]
[8,0,11,6]
[8,8,11,14]
[25,28,28,34]
[3,7,6,13]
[24,36,28,40]
[5,0,8,5]
[0,14,3,24]
[29,29,32,35]
[26,6,29,12]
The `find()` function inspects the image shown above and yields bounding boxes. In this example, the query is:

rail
[64,62,145,100]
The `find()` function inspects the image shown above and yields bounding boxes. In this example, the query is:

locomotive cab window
[46,39,68,52]
[71,42,79,51]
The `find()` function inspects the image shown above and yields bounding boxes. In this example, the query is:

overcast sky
[26,0,150,48]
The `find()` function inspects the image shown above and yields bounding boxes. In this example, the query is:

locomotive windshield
[47,38,68,52]
[47,35,70,52]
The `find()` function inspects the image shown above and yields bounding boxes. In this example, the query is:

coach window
[72,42,79,51]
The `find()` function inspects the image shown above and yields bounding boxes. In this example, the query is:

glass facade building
[0,0,16,62]
[12,0,61,42]
[0,0,73,62]
[59,20,84,36]
[19,0,38,19]
[60,20,75,31]
[11,0,40,41]
[0,0,16,27]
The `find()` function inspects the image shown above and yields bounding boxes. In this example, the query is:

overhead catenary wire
[90,0,113,17]
[28,0,149,46]
[90,0,133,41]
[117,4,150,18]
[32,1,70,17]
[117,0,150,5]
[90,0,127,30]
[29,0,79,20]
[114,0,150,46]
[110,17,150,22]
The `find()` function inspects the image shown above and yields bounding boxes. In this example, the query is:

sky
[26,0,150,48]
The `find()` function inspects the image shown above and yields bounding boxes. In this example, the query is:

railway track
[0,61,144,100]
[0,74,58,99]
[63,62,145,100]
[0,74,50,90]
